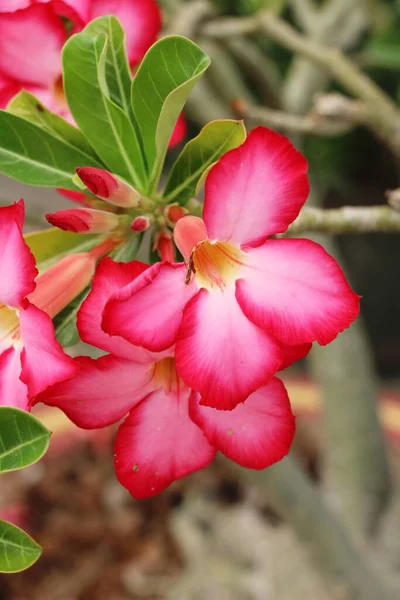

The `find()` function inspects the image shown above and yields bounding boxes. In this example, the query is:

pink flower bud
[165,203,186,225]
[28,253,96,319]
[46,208,120,234]
[155,231,175,262]
[130,216,151,232]
[76,167,142,208]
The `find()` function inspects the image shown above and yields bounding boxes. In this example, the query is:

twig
[221,37,281,108]
[289,0,319,33]
[244,104,354,136]
[198,39,257,107]
[164,0,212,37]
[286,205,400,234]
[202,12,400,160]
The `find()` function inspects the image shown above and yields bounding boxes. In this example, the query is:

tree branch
[243,103,354,136]
[286,205,400,234]
[202,12,400,160]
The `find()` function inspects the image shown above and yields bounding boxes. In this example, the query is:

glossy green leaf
[0,408,51,474]
[54,287,89,347]
[63,20,146,189]
[131,36,210,191]
[0,110,102,189]
[7,91,99,160]
[0,521,42,573]
[25,227,98,271]
[84,16,132,114]
[164,120,246,205]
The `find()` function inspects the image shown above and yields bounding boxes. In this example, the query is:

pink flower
[0,1,186,146]
[102,127,360,410]
[36,258,295,498]
[0,199,97,410]
[0,0,161,115]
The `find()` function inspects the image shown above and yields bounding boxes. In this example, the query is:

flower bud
[28,253,96,319]
[164,203,187,225]
[154,230,175,262]
[130,215,151,232]
[76,167,142,208]
[46,208,120,234]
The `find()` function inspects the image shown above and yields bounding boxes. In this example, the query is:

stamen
[188,240,246,291]
[0,304,21,351]
[152,357,183,395]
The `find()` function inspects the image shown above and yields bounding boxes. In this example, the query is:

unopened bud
[154,230,175,262]
[130,216,151,232]
[46,208,120,234]
[165,203,186,225]
[76,167,142,208]
[28,253,95,319]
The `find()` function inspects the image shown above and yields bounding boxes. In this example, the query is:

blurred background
[1,0,400,598]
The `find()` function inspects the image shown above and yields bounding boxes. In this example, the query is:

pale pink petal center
[236,238,360,346]
[176,287,283,410]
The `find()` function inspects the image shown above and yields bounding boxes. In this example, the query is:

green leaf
[25,227,98,271]
[63,19,146,189]
[0,521,42,573]
[0,110,103,189]
[83,16,132,114]
[131,36,210,192]
[0,408,51,474]
[7,91,99,160]
[54,287,89,347]
[164,120,246,205]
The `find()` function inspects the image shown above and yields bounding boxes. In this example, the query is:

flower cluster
[29,127,360,498]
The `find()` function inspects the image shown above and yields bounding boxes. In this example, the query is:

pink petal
[78,257,152,361]
[173,216,208,262]
[47,0,91,25]
[0,200,37,308]
[0,347,29,410]
[0,4,65,86]
[103,262,197,352]
[176,288,283,410]
[114,387,216,499]
[169,113,187,148]
[0,70,21,108]
[56,189,90,206]
[189,378,295,469]
[203,127,309,247]
[279,342,312,371]
[36,354,153,428]
[90,0,161,65]
[0,1,32,12]
[236,239,360,346]
[19,303,77,398]
[189,377,295,469]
